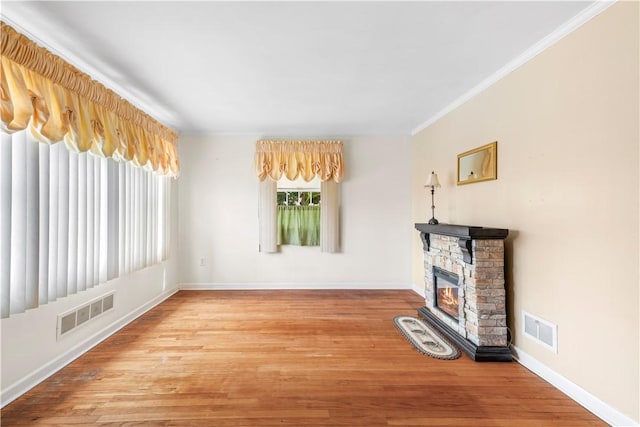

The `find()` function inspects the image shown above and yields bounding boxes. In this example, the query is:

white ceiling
[2,1,595,137]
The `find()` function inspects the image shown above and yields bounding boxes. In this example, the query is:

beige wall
[178,135,412,287]
[411,2,638,421]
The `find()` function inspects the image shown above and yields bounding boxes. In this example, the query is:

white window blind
[0,129,171,318]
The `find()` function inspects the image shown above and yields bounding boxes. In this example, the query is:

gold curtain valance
[0,22,179,176]
[255,140,344,183]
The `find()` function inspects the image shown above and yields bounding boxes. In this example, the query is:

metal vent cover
[522,311,557,353]
[57,291,115,339]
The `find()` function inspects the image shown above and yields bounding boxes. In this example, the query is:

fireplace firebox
[433,267,460,322]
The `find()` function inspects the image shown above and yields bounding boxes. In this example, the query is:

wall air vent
[522,310,557,353]
[57,292,115,340]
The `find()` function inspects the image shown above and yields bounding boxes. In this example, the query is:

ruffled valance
[0,22,179,176]
[255,140,344,183]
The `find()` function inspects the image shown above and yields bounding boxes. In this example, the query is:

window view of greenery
[277,190,321,206]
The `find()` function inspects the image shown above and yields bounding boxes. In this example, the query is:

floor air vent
[57,292,115,339]
[522,311,557,353]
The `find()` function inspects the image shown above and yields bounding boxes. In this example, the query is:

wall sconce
[424,171,441,225]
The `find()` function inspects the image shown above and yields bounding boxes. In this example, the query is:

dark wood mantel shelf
[415,223,508,264]
[414,223,508,240]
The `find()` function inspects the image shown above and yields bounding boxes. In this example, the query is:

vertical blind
[0,129,171,318]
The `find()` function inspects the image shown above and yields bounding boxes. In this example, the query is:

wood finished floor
[2,290,606,426]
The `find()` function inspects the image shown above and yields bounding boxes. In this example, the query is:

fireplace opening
[433,267,461,322]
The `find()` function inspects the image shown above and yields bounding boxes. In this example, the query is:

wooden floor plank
[1,290,606,426]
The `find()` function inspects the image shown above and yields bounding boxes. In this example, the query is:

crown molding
[411,0,616,136]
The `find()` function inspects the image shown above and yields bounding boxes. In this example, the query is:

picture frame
[457,141,497,185]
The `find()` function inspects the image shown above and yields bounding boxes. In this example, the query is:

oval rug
[393,315,460,360]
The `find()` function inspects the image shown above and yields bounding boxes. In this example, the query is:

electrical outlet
[200,257,206,267]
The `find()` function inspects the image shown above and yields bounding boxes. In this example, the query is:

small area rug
[393,315,460,360]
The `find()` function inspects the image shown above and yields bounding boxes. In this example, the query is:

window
[1,22,178,318]
[277,190,321,207]
[276,177,321,246]
[0,130,171,318]
[255,140,343,253]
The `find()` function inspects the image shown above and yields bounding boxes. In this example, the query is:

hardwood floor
[2,290,606,426]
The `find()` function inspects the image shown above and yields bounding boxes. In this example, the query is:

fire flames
[438,287,459,318]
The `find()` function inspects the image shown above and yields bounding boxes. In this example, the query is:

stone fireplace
[415,223,511,362]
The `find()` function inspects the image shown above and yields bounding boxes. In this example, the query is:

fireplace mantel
[415,222,511,362]
[415,223,508,264]
[415,223,508,240]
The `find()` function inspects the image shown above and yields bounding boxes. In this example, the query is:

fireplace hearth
[415,223,512,362]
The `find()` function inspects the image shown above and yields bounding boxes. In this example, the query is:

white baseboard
[180,282,413,291]
[511,345,639,427]
[1,288,179,408]
[411,282,425,298]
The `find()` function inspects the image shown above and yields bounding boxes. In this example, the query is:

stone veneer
[423,234,507,347]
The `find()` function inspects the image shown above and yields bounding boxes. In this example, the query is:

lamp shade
[424,171,441,188]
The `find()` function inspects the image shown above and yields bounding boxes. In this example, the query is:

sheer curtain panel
[258,179,278,253]
[320,180,340,252]
[277,206,321,246]
[0,130,171,318]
